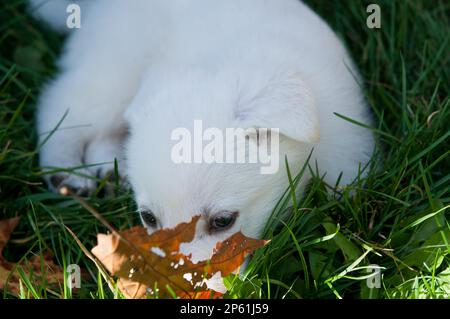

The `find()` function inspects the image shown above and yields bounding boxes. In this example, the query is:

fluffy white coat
[31,0,374,262]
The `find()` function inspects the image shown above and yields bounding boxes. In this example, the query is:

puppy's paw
[47,171,96,197]
[40,133,127,196]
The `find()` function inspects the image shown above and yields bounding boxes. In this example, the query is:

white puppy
[31,0,374,261]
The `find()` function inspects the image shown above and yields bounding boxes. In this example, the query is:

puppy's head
[124,68,319,261]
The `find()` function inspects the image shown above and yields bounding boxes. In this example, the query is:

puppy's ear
[235,73,319,144]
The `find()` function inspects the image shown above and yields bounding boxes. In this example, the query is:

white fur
[33,0,374,261]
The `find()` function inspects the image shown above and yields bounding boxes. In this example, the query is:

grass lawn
[0,0,449,299]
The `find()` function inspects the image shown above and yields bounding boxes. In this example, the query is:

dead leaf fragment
[0,217,20,251]
[91,216,268,299]
[0,217,65,297]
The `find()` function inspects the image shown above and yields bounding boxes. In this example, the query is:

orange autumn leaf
[0,217,20,252]
[0,217,65,297]
[91,215,268,299]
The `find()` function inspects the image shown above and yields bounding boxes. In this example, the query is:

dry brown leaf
[91,215,268,299]
[0,217,65,297]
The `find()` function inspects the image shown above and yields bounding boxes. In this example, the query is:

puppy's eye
[140,210,157,228]
[209,211,238,232]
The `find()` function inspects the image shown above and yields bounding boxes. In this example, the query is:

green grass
[0,0,449,299]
